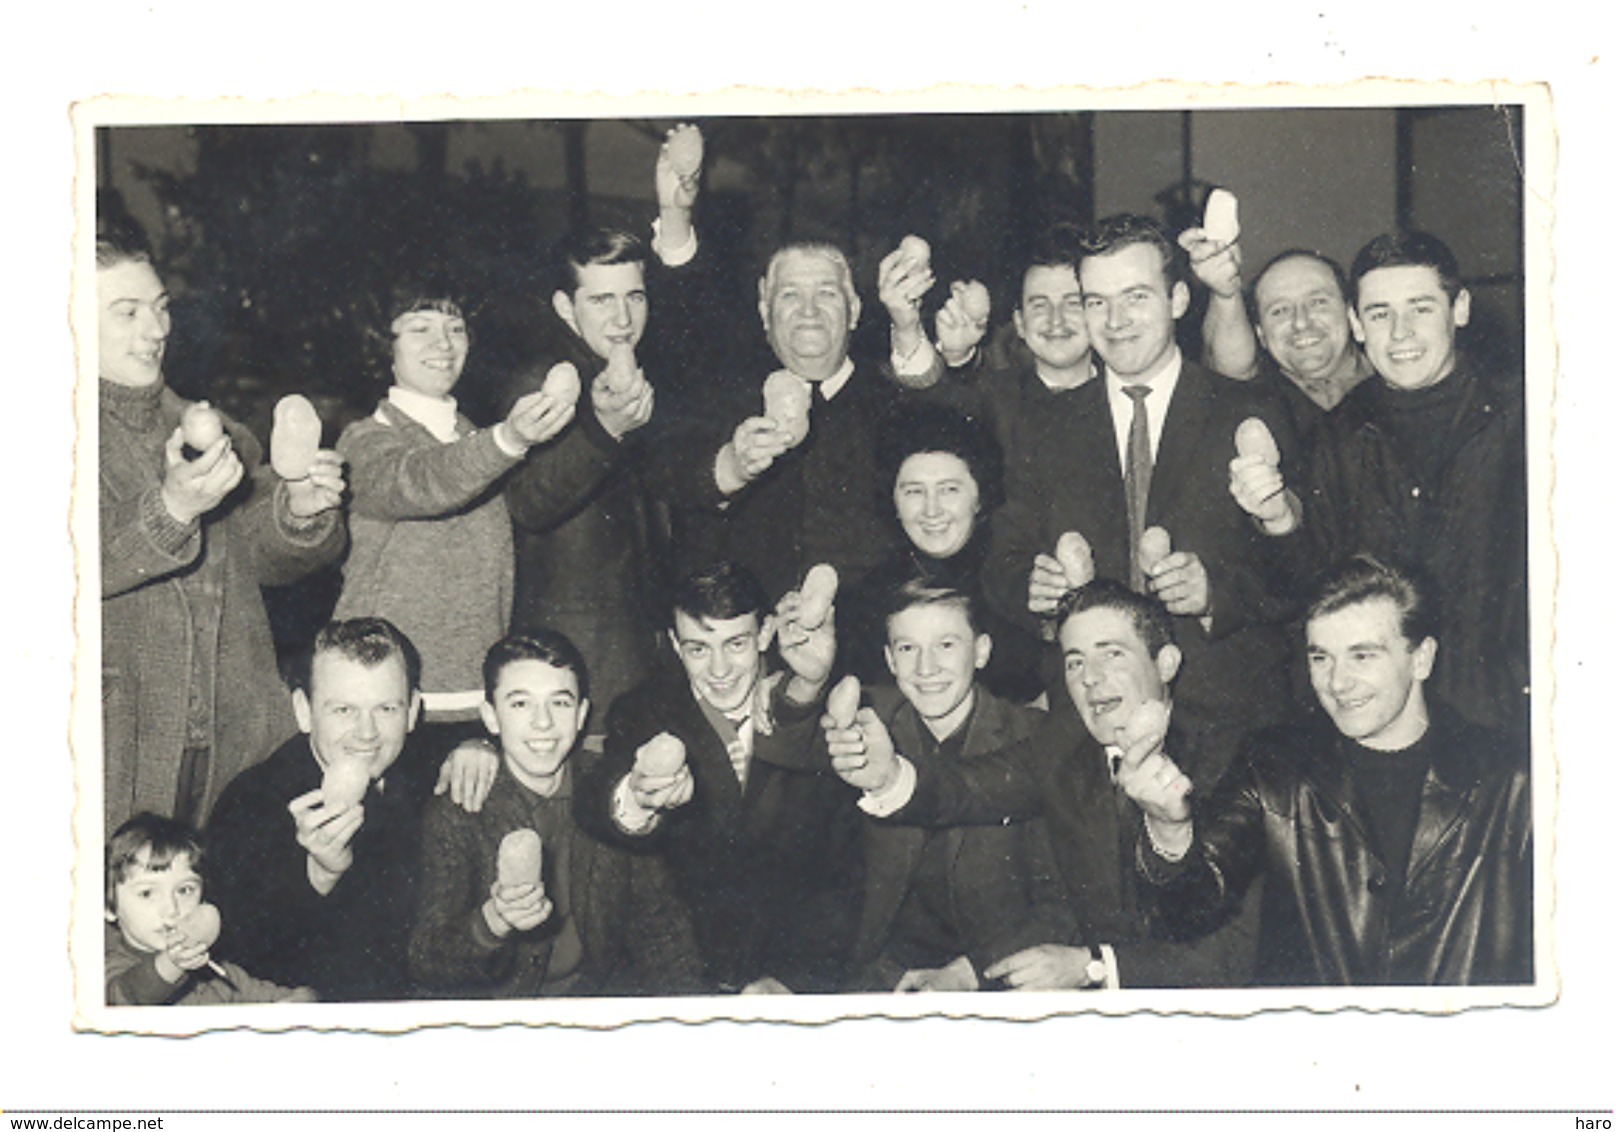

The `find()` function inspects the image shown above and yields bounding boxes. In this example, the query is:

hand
[934,281,990,363]
[288,788,363,880]
[1228,453,1295,526]
[774,589,837,689]
[161,429,243,523]
[655,123,703,211]
[628,757,695,813]
[1146,550,1211,617]
[824,706,899,793]
[485,879,553,937]
[895,955,978,993]
[984,944,1097,990]
[503,386,578,449]
[283,449,345,519]
[161,932,213,976]
[434,738,500,813]
[1027,553,1074,615]
[1114,731,1193,828]
[717,416,796,492]
[739,976,793,995]
[876,245,936,333]
[1178,227,1244,299]
[591,362,655,441]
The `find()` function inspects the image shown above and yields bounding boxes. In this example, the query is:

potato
[541,360,582,405]
[270,394,322,480]
[1140,526,1173,573]
[636,732,688,777]
[826,674,862,731]
[1234,417,1280,465]
[762,370,811,445]
[598,344,640,396]
[797,563,839,630]
[1054,531,1094,588]
[1121,700,1170,750]
[1204,188,1240,245]
[180,402,225,452]
[497,829,543,891]
[175,902,222,949]
[320,757,371,808]
[959,280,991,323]
[666,125,704,178]
[898,234,931,270]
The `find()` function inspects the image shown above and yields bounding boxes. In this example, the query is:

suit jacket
[1141,702,1532,986]
[985,358,1301,770]
[574,667,866,992]
[849,687,1076,991]
[894,696,1259,988]
[409,762,704,998]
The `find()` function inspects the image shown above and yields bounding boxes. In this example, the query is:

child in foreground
[105,813,317,1005]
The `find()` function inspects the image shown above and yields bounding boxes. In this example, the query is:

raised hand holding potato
[630,733,695,812]
[824,705,899,793]
[161,429,243,523]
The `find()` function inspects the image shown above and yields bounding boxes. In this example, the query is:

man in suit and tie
[986,213,1302,771]
[572,560,864,994]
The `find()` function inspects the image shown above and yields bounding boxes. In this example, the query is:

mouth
[1386,347,1425,364]
[1288,332,1326,348]
[1334,694,1374,713]
[1088,695,1124,719]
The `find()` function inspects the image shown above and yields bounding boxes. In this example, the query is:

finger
[287,789,325,817]
[894,971,928,993]
[164,428,188,466]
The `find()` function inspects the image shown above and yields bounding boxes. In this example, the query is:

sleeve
[407,798,513,990]
[1111,874,1262,989]
[572,710,667,851]
[99,478,202,599]
[105,941,186,1006]
[502,404,626,533]
[338,414,521,522]
[221,424,344,589]
[967,816,1081,976]
[889,720,1056,829]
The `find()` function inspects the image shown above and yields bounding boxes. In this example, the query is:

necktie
[1123,384,1153,592]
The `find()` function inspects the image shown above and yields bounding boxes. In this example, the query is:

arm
[503,406,624,532]
[338,414,521,523]
[99,476,202,599]
[105,937,188,1006]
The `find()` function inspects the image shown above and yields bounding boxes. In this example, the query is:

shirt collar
[387,385,460,442]
[812,356,856,401]
[1105,345,1182,397]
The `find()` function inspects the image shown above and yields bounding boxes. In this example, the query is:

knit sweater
[334,397,520,718]
[104,923,313,1005]
[99,378,344,829]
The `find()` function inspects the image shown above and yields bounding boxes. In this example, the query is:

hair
[876,402,1006,516]
[1350,230,1464,304]
[883,579,983,638]
[1077,213,1185,293]
[1246,248,1353,324]
[553,227,648,296]
[760,241,858,309]
[1054,578,1176,659]
[364,275,470,378]
[1306,553,1441,648]
[669,560,768,629]
[106,813,205,912]
[1024,222,1087,276]
[95,193,154,269]
[482,630,590,704]
[292,617,422,695]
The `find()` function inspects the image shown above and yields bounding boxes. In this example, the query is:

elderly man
[1122,554,1532,986]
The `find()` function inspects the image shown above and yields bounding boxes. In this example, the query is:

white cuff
[612,775,660,835]
[856,757,917,817]
[1098,944,1121,990]
[651,217,698,267]
[491,422,527,459]
[890,335,935,378]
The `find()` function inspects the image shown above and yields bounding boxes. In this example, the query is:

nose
[916,647,940,678]
[138,305,170,342]
[1290,303,1310,330]
[921,489,943,518]
[610,297,632,329]
[707,649,729,680]
[1391,310,1414,340]
[1328,660,1356,695]
[1105,298,1128,331]
[159,889,180,923]
[531,704,553,732]
[353,709,379,741]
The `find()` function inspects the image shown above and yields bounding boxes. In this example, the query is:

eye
[177,881,200,899]
[894,642,916,657]
[1083,296,1104,312]
[1064,656,1084,674]
[331,704,353,717]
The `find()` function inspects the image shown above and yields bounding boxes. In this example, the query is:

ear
[1155,643,1183,687]
[883,643,898,678]
[756,614,776,654]
[1347,306,1367,344]
[406,690,423,731]
[846,289,862,331]
[575,698,592,734]
[1170,280,1191,320]
[292,688,313,735]
[757,277,772,336]
[666,629,682,658]
[1451,288,1472,329]
[551,290,580,337]
[1412,636,1438,683]
[1012,307,1028,343]
[479,700,500,736]
[973,633,992,671]
[105,907,118,924]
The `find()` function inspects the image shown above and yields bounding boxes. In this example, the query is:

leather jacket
[1140,702,1532,986]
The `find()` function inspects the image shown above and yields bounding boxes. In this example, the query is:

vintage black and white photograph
[70,88,1554,1039]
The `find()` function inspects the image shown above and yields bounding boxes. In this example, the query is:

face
[1254,256,1357,383]
[759,249,860,382]
[1351,265,1471,390]
[293,652,420,780]
[1060,605,1181,747]
[391,308,469,400]
[893,452,981,560]
[98,259,171,388]
[554,261,649,362]
[884,602,989,727]
[1306,597,1436,751]
[1013,263,1091,376]
[670,610,769,716]
[480,658,589,792]
[1080,242,1189,378]
[108,849,203,953]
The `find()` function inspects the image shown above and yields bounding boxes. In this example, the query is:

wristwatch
[1085,948,1108,988]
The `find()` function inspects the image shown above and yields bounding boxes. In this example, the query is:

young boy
[105,813,316,1005]
[408,631,704,997]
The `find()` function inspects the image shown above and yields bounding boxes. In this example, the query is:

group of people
[97,125,1532,1007]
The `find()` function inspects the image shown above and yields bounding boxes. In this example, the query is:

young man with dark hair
[1123,555,1532,986]
[825,578,1259,990]
[206,618,438,1001]
[1228,229,1528,739]
[573,560,865,994]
